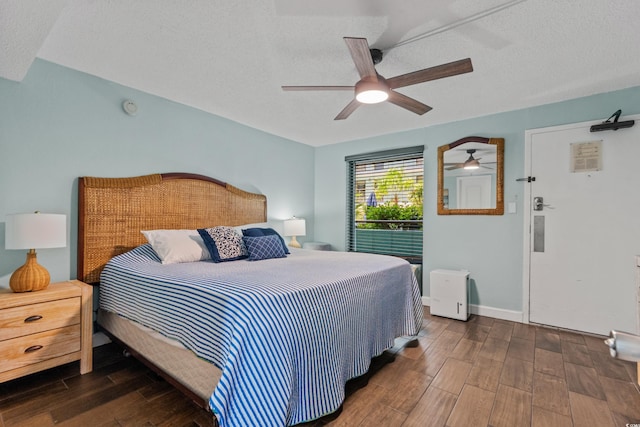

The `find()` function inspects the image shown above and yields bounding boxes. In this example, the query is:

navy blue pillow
[243,235,287,261]
[198,226,248,262]
[242,227,290,254]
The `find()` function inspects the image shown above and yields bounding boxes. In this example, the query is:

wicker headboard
[77,173,267,284]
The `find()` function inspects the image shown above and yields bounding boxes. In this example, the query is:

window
[346,146,424,263]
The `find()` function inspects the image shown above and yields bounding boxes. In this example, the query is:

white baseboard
[421,296,524,323]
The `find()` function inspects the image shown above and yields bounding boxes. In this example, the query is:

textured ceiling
[2,0,640,146]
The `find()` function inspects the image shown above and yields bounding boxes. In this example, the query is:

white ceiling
[2,0,640,147]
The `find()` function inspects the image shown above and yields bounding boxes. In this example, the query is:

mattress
[97,309,220,402]
[100,244,422,427]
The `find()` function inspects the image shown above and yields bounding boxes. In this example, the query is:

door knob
[533,196,544,211]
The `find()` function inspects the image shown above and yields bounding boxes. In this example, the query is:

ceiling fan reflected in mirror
[282,37,473,120]
[445,149,495,171]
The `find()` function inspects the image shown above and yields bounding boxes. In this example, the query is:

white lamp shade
[283,218,306,237]
[5,213,67,249]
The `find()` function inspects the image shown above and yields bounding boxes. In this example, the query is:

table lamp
[5,212,67,292]
[283,217,306,248]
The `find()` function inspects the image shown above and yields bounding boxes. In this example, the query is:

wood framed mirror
[437,136,504,215]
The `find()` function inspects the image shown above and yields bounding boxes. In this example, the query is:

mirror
[437,136,504,215]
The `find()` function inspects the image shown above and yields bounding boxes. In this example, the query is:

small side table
[0,280,93,383]
[302,242,332,251]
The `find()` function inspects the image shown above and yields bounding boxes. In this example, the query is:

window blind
[346,146,424,263]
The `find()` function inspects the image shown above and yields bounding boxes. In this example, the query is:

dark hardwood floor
[2,307,639,426]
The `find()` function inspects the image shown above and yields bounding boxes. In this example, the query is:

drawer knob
[24,345,43,353]
[24,315,43,323]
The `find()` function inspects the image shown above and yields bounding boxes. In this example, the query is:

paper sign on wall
[570,140,602,173]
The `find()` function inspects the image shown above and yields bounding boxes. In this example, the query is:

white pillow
[141,229,211,264]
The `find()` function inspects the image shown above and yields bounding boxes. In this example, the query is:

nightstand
[0,280,93,382]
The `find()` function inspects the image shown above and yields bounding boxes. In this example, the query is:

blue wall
[2,58,639,319]
[0,59,315,287]
[315,85,640,317]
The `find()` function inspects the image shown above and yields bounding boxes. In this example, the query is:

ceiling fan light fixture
[356,89,388,104]
[355,78,389,104]
[463,159,480,170]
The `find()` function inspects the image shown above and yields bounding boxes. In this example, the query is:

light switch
[508,202,517,214]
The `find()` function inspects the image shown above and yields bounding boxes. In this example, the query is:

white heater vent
[430,269,469,321]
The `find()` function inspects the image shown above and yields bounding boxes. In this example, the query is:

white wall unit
[430,269,469,321]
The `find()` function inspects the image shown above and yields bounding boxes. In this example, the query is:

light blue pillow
[243,235,287,261]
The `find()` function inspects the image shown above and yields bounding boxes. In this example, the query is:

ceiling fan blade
[387,91,432,115]
[387,58,473,89]
[344,37,377,80]
[446,164,464,170]
[334,99,360,120]
[282,85,354,91]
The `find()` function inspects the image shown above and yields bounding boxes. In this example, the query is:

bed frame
[78,172,267,285]
[77,172,267,410]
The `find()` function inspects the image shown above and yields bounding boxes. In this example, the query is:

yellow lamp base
[9,250,51,293]
[288,236,301,249]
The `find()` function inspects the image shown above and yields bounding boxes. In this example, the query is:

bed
[77,172,422,427]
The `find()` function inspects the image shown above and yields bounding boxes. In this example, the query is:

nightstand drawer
[0,325,81,373]
[0,297,80,341]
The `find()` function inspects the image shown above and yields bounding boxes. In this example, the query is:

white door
[525,115,640,335]
[457,175,491,209]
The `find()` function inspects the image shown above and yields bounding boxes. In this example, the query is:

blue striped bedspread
[100,244,422,427]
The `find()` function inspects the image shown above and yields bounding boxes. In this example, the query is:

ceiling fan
[282,37,473,120]
[445,149,495,170]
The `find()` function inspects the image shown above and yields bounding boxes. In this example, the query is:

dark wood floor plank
[489,384,532,427]
[534,348,565,378]
[357,405,406,427]
[531,406,572,427]
[396,335,433,360]
[499,356,534,392]
[402,386,457,427]
[478,337,509,362]
[408,346,449,378]
[325,383,387,427]
[598,376,640,419]
[3,411,55,427]
[582,334,609,353]
[507,337,535,362]
[430,358,472,395]
[535,329,561,353]
[466,356,503,392]
[0,380,68,422]
[463,323,491,342]
[445,384,494,427]
[431,329,465,352]
[420,317,449,339]
[116,389,201,426]
[512,323,536,341]
[560,340,593,367]
[564,362,606,401]
[532,371,571,416]
[568,391,615,427]
[589,350,635,381]
[449,338,483,362]
[55,392,146,427]
[50,375,155,423]
[378,368,432,414]
[488,321,514,342]
[558,330,586,345]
